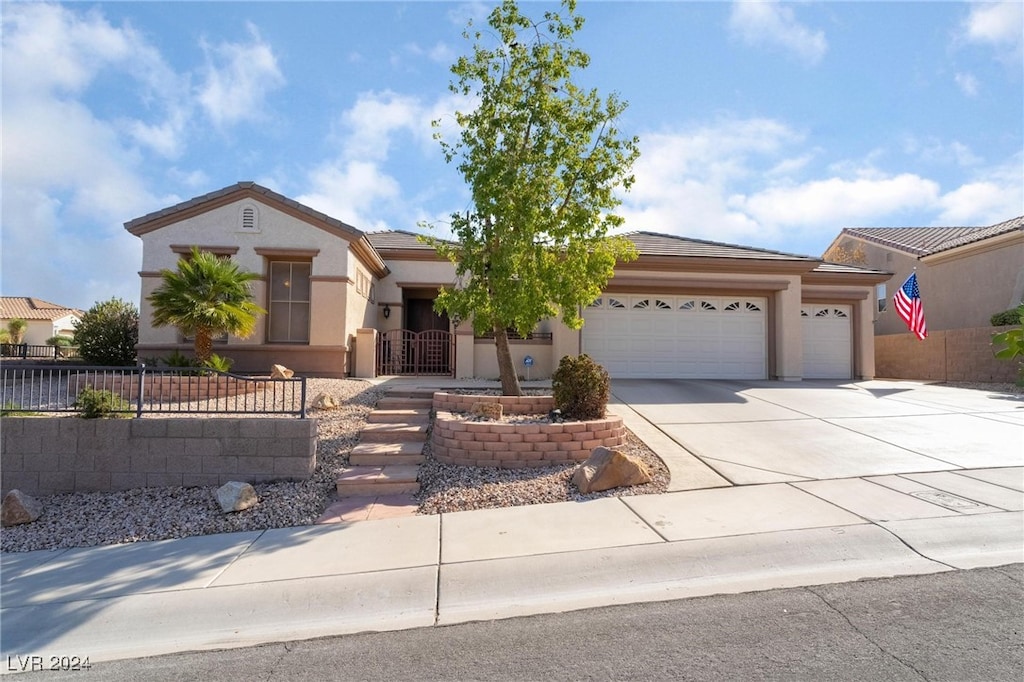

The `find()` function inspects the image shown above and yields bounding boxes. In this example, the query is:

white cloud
[962,1,1023,47]
[197,23,285,128]
[728,0,828,65]
[958,1,1024,67]
[936,154,1024,225]
[297,161,401,232]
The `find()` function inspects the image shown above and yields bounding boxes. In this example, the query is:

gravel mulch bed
[3,379,1017,553]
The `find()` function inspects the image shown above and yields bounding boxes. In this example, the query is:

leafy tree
[6,318,27,344]
[422,0,639,395]
[74,298,139,366]
[148,247,265,363]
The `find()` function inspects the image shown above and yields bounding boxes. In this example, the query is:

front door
[406,298,448,333]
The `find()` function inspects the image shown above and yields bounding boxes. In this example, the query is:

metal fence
[1,364,307,418]
[1,343,80,360]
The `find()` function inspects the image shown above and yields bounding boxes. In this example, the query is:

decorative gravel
[4,379,1014,553]
[0,379,667,553]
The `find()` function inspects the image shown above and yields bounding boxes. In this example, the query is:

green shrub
[991,307,1023,327]
[203,354,234,373]
[74,298,139,366]
[163,350,198,367]
[74,387,131,419]
[551,354,610,421]
[46,335,74,347]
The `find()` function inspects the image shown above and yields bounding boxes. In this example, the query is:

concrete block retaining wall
[0,417,317,497]
[431,392,625,468]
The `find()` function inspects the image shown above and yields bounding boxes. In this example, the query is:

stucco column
[855,297,876,379]
[353,328,377,378]
[551,319,581,371]
[454,329,475,378]
[774,281,803,381]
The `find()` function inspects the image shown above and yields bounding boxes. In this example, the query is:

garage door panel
[802,305,852,379]
[582,295,766,379]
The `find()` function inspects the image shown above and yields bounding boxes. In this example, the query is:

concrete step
[385,389,437,399]
[336,465,420,497]
[366,409,431,424]
[350,441,425,466]
[359,423,428,443]
[376,397,433,410]
[316,494,419,523]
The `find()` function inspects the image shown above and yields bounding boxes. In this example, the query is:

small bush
[203,354,234,373]
[164,350,198,367]
[551,354,610,421]
[46,335,74,347]
[74,387,131,419]
[74,298,139,366]
[991,307,1023,327]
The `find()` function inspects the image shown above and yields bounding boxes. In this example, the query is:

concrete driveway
[609,379,1024,489]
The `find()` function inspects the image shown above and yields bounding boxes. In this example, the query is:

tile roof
[365,230,453,250]
[841,215,1023,256]
[0,297,83,321]
[124,181,365,238]
[623,231,820,262]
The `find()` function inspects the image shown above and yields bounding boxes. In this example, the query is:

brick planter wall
[432,391,555,415]
[430,393,625,469]
[0,417,317,496]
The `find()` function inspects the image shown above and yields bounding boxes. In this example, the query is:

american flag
[893,272,927,340]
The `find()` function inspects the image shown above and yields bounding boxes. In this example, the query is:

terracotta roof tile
[0,297,84,321]
[365,230,451,250]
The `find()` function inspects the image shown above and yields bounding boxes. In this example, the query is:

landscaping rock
[572,446,652,494]
[1,490,43,527]
[270,364,294,379]
[313,392,339,409]
[471,401,503,420]
[216,481,258,513]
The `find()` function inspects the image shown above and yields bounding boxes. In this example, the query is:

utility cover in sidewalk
[910,490,982,510]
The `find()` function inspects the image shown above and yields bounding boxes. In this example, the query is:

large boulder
[1,489,43,527]
[573,446,652,494]
[471,402,503,420]
[270,364,294,379]
[216,481,258,513]
[312,392,339,410]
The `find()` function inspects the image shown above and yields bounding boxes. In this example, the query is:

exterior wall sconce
[383,304,391,319]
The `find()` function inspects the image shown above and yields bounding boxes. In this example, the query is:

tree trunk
[493,324,522,396]
[194,329,214,364]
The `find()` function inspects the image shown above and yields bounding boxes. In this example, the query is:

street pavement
[1,378,1022,668]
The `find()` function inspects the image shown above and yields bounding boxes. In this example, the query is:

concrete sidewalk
[2,467,1021,667]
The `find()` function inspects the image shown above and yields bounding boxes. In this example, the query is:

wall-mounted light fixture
[383,304,391,319]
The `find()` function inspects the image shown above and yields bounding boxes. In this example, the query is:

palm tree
[6,318,27,344]
[148,247,266,363]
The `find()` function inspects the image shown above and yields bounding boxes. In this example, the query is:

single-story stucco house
[126,182,891,381]
[0,297,83,345]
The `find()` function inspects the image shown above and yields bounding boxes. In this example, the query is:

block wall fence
[875,327,1019,383]
[1,417,317,497]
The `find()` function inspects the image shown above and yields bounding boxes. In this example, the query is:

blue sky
[2,1,1022,312]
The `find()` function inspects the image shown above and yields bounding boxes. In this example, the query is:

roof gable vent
[238,203,260,233]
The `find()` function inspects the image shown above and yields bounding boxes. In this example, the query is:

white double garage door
[581,294,851,380]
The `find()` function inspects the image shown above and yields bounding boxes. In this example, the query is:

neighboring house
[824,216,1024,335]
[126,182,890,381]
[0,297,83,345]
[822,216,1024,382]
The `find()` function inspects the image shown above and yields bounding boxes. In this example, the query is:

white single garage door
[581,294,767,379]
[802,305,852,379]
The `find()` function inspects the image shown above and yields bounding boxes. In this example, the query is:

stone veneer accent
[0,417,317,496]
[431,392,625,469]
